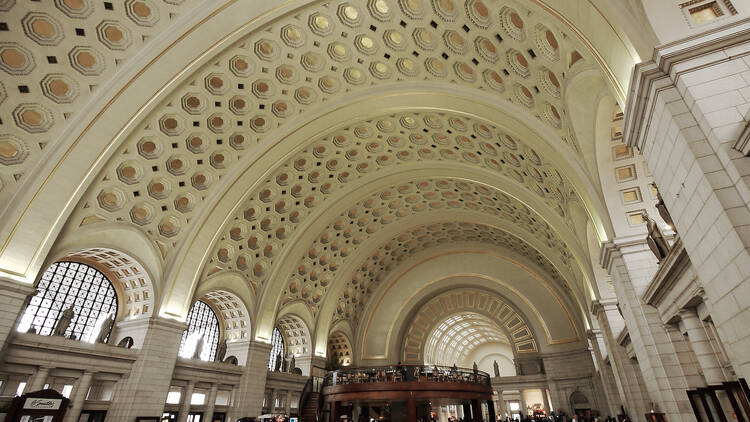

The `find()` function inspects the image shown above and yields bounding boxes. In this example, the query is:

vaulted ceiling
[0,0,643,363]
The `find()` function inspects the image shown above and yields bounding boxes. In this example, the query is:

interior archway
[423,312,514,374]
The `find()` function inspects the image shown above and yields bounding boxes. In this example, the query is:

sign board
[23,399,63,410]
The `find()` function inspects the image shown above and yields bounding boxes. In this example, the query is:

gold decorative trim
[360,249,580,360]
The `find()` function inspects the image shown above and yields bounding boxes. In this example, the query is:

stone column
[519,390,527,417]
[601,241,693,421]
[587,328,620,417]
[105,318,186,422]
[679,308,726,385]
[542,389,551,413]
[624,26,750,381]
[63,371,95,422]
[296,355,327,377]
[204,384,219,422]
[0,277,36,354]
[270,389,277,413]
[592,300,648,418]
[28,366,51,392]
[230,341,272,419]
[177,381,195,422]
[496,390,505,416]
[225,386,238,422]
[285,390,292,416]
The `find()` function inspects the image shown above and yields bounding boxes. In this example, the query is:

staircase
[299,377,323,422]
[300,392,320,422]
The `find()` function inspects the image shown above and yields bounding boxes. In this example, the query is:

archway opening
[178,300,221,362]
[424,312,515,376]
[17,261,118,343]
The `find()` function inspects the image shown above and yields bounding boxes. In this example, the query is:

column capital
[0,276,36,296]
[677,307,699,321]
[116,316,187,332]
[592,298,619,316]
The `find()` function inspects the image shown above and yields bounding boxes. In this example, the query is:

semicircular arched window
[179,300,221,361]
[17,261,119,343]
[268,327,285,371]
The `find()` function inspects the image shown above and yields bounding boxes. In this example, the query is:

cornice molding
[623,18,750,152]
[735,120,750,156]
[641,238,691,307]
[616,327,630,347]
[590,298,618,317]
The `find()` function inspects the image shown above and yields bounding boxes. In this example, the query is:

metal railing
[322,364,491,387]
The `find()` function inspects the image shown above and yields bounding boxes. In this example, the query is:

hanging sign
[23,398,63,410]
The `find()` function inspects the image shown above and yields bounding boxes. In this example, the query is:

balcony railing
[323,364,491,387]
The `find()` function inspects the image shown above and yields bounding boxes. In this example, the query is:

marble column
[231,341,272,419]
[63,371,94,422]
[28,366,51,392]
[285,390,292,416]
[679,309,725,385]
[204,384,219,422]
[496,389,505,416]
[177,381,195,422]
[106,318,186,422]
[602,242,693,421]
[519,390,527,417]
[542,389,551,413]
[270,389,277,413]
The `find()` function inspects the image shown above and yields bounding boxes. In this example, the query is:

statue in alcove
[216,339,228,362]
[655,190,675,230]
[53,305,75,336]
[288,354,296,373]
[192,333,204,359]
[96,313,115,344]
[493,360,500,377]
[642,211,670,262]
[274,352,283,371]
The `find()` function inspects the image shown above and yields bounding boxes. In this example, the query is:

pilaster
[0,277,36,355]
[624,19,750,380]
[230,340,272,419]
[601,240,694,421]
[106,317,186,422]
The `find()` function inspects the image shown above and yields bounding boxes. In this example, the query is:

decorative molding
[735,120,750,156]
[623,17,750,152]
[616,327,630,348]
[641,238,691,307]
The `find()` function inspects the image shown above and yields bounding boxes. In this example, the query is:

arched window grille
[268,327,285,371]
[18,261,118,343]
[179,300,220,361]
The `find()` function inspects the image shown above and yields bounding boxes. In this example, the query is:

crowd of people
[328,364,491,386]
[492,413,625,422]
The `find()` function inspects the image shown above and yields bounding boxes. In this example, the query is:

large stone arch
[44,223,161,322]
[310,207,585,357]
[263,169,590,353]
[0,0,635,308]
[157,90,609,328]
[400,288,539,363]
[276,307,313,355]
[356,247,586,364]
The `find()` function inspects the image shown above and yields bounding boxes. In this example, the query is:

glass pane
[178,301,220,361]
[17,262,118,343]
